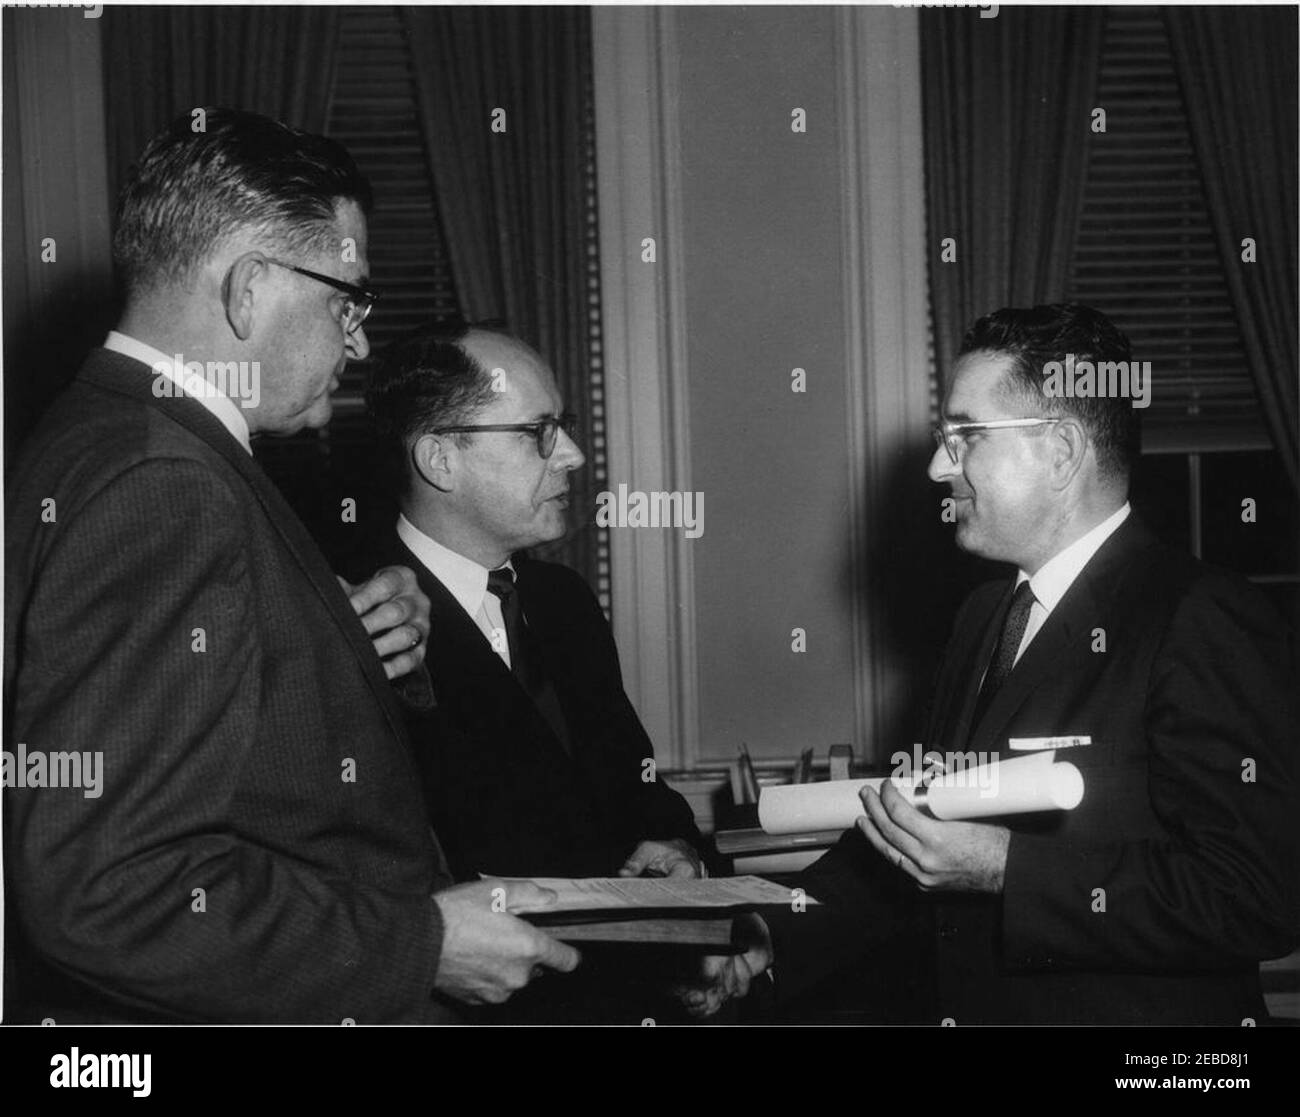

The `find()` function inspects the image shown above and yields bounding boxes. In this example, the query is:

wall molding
[836,7,930,761]
[593,7,929,768]
[591,7,700,766]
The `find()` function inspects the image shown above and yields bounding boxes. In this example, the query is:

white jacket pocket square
[1007,735,1092,751]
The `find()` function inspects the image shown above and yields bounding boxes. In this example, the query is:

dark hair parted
[112,107,372,296]
[958,303,1141,481]
[366,321,506,498]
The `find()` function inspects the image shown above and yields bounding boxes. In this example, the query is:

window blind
[1067,5,1266,454]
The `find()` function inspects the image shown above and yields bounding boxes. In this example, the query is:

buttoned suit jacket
[769,514,1300,1024]
[359,531,703,880]
[3,349,454,1023]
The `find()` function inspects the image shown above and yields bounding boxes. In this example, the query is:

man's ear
[222,253,271,341]
[1050,417,1089,490]
[411,432,456,494]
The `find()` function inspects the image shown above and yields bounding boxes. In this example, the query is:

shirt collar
[103,330,253,455]
[396,513,514,616]
[1020,502,1131,611]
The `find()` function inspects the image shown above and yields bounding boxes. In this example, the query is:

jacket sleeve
[764,828,924,1007]
[1002,574,1300,971]
[6,459,443,1022]
[567,571,703,850]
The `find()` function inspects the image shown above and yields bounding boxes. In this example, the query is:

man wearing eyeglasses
[357,323,705,1019]
[4,109,578,1023]
[681,303,1298,1025]
[360,323,704,905]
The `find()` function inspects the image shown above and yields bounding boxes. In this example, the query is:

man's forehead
[943,349,1017,417]
[320,198,370,280]
[464,329,538,368]
[464,332,558,410]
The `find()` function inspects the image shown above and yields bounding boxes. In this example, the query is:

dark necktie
[487,567,536,686]
[486,567,571,753]
[971,579,1036,730]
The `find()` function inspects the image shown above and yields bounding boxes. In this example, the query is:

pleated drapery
[921,6,1105,384]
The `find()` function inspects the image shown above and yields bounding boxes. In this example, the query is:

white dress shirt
[397,513,514,668]
[103,330,252,455]
[1011,501,1131,665]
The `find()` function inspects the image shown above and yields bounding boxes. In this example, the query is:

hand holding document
[432,880,581,1004]
[758,750,1084,835]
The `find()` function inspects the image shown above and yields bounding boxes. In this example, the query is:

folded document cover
[507,874,814,948]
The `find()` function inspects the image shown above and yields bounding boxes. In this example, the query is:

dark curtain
[402,6,599,580]
[1165,7,1299,494]
[921,6,1106,384]
[103,6,340,198]
[99,7,349,552]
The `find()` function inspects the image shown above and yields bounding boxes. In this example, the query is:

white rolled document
[758,750,1084,835]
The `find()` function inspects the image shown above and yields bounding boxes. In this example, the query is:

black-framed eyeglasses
[266,258,378,334]
[932,418,1061,465]
[431,413,580,459]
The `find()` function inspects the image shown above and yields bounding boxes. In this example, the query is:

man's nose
[928,441,958,484]
[346,323,370,361]
[552,429,586,471]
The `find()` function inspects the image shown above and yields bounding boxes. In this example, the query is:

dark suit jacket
[356,531,703,880]
[769,514,1300,1024]
[3,350,454,1023]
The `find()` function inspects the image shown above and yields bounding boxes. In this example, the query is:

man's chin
[953,519,982,554]
[526,508,570,547]
[301,397,335,431]
[954,523,1020,566]
[254,396,334,437]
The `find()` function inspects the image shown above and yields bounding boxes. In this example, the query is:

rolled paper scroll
[758,750,1084,835]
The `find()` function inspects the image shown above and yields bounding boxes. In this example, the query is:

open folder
[505,874,813,948]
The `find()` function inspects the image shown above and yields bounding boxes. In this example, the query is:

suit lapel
[77,351,412,742]
[968,514,1154,753]
[398,537,514,686]
[970,596,1080,755]
[930,585,1007,752]
[386,534,572,765]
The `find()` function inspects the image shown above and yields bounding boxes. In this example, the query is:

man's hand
[618,837,703,879]
[432,879,581,1005]
[857,780,1010,893]
[337,566,430,681]
[673,913,773,1018]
